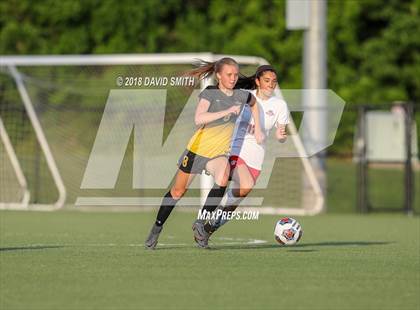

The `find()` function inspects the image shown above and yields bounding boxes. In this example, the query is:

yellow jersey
[187,86,251,158]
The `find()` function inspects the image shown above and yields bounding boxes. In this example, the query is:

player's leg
[159,169,196,225]
[192,156,230,248]
[202,155,230,213]
[227,163,255,206]
[207,163,256,233]
[145,169,195,249]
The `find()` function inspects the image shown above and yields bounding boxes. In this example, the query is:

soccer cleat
[192,220,210,248]
[145,223,163,250]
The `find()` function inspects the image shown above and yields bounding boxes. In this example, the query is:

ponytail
[235,73,257,90]
[184,57,239,80]
[185,59,215,80]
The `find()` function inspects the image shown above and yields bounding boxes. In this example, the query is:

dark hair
[184,57,239,80]
[235,65,277,90]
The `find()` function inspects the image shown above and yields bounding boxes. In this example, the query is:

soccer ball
[274,217,303,245]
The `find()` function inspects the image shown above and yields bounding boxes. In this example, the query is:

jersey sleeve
[198,86,216,102]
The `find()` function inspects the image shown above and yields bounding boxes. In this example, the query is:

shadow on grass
[205,241,392,251]
[287,249,318,253]
[149,243,280,251]
[1,241,391,252]
[0,245,64,252]
[151,243,284,251]
[292,241,392,248]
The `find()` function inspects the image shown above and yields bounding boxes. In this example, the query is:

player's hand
[276,124,287,142]
[226,105,241,116]
[254,128,265,144]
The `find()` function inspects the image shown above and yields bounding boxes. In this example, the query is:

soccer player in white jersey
[202,65,290,237]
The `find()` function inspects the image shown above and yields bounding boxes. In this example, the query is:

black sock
[204,222,216,233]
[201,184,227,214]
[155,191,178,226]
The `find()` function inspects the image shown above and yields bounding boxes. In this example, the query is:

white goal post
[0,53,324,214]
[0,116,30,209]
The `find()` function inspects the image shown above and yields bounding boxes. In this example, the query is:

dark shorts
[178,149,228,174]
[178,149,211,174]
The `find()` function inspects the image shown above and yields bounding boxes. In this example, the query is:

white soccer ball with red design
[274,217,303,245]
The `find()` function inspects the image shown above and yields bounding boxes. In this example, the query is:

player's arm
[275,123,287,143]
[275,101,290,143]
[248,95,265,144]
[194,98,240,126]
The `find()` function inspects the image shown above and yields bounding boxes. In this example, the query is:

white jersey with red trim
[230,90,290,170]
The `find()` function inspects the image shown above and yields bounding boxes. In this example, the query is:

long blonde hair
[184,57,239,80]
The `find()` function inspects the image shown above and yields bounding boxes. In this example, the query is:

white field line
[1,237,268,249]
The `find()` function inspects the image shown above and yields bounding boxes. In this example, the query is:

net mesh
[0,62,316,210]
[0,125,25,203]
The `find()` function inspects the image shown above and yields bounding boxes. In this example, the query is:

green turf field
[0,210,419,310]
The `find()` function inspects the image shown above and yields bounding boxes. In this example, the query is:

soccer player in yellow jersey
[145,57,264,249]
[204,66,290,240]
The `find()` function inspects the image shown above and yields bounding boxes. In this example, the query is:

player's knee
[239,179,254,197]
[239,187,252,197]
[215,171,229,187]
[170,187,186,200]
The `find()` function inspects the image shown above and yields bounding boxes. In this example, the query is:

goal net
[0,54,323,214]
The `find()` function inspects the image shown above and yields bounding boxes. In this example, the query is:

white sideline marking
[2,238,268,249]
